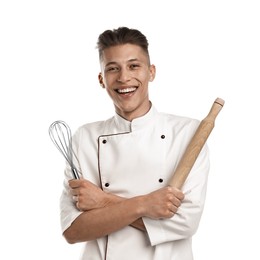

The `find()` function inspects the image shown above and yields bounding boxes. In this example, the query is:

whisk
[49,120,80,179]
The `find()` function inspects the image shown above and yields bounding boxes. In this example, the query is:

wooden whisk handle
[169,98,225,189]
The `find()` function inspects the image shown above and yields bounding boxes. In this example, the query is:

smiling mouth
[116,87,137,94]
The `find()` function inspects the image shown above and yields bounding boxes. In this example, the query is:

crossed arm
[63,179,184,244]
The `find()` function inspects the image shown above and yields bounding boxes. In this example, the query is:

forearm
[65,182,182,243]
[106,193,146,232]
[63,196,145,243]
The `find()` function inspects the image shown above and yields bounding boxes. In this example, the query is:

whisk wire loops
[49,120,80,179]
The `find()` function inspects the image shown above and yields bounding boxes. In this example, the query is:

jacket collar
[114,103,158,132]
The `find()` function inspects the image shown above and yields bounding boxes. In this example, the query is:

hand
[69,179,112,211]
[140,186,184,219]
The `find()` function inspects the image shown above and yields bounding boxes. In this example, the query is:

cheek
[105,86,116,99]
[103,74,115,87]
[141,75,151,86]
[136,71,150,83]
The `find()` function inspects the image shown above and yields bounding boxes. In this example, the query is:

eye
[106,66,119,72]
[129,63,140,69]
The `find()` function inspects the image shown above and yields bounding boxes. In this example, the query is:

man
[60,27,210,260]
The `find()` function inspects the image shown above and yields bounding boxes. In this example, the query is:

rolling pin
[169,98,225,189]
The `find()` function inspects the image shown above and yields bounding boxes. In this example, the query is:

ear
[98,73,105,88]
[149,64,156,82]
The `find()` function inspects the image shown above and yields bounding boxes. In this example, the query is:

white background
[1,0,259,259]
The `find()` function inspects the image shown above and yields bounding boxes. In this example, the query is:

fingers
[172,193,183,208]
[169,202,179,215]
[76,202,84,212]
[73,195,85,211]
[70,188,79,196]
[167,185,185,200]
[166,186,185,204]
[69,180,81,205]
[156,202,178,219]
[164,186,184,215]
[143,186,185,219]
[69,179,87,211]
[69,179,106,212]
[69,179,84,198]
[68,179,81,188]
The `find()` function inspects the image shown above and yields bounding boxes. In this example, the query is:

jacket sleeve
[60,180,82,233]
[143,144,210,246]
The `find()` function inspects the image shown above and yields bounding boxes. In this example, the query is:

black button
[105,183,110,187]
[159,178,164,183]
[161,135,165,139]
[102,140,107,144]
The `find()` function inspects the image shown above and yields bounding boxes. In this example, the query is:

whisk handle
[72,168,80,179]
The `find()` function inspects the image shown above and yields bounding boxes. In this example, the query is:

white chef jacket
[60,105,210,260]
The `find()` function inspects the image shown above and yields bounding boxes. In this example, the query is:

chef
[60,27,210,260]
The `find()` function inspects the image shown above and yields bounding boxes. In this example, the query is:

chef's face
[98,43,156,121]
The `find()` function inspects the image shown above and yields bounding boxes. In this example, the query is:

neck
[116,101,152,122]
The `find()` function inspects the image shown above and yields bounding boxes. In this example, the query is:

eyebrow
[105,61,117,67]
[105,58,141,67]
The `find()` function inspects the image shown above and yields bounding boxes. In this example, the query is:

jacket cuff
[142,217,167,246]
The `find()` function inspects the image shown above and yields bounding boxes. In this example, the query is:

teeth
[117,87,136,93]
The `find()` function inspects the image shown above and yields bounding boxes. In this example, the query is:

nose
[117,68,131,83]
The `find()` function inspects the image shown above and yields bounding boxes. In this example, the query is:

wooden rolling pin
[169,97,225,189]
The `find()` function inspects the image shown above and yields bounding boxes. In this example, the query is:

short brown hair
[97,27,150,63]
